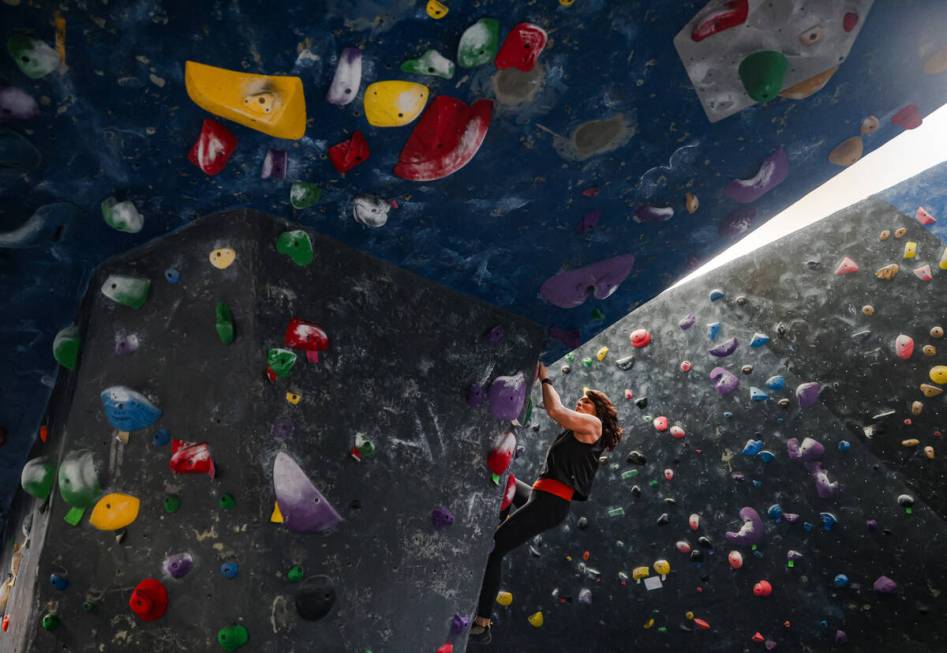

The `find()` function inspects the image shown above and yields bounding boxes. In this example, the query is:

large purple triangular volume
[273,452,342,534]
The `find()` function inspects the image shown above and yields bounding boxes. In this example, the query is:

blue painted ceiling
[2,0,947,515]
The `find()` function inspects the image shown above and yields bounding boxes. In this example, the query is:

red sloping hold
[691,0,749,42]
[188,118,237,176]
[393,96,493,182]
[495,22,547,71]
[169,439,216,478]
[328,130,370,174]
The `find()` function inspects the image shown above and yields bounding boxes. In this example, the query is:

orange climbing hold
[694,618,711,631]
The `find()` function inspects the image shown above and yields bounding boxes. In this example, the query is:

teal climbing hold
[750,333,769,348]
[750,386,769,401]
[738,51,788,103]
[757,450,775,463]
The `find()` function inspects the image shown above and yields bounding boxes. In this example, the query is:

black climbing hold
[616,355,635,371]
[805,259,822,270]
[631,485,641,497]
[735,296,747,306]
[698,536,713,548]
[664,497,677,505]
[777,398,791,408]
[349,499,361,510]
[883,528,893,536]
[897,494,914,507]
[776,322,787,337]
[690,550,703,562]
[626,451,647,465]
[295,575,336,621]
[635,397,648,409]
[561,364,571,374]
[700,574,710,583]
[741,365,753,374]
[577,516,589,530]
[657,513,669,526]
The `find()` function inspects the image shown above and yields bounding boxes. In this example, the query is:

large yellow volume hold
[363,81,429,127]
[89,493,140,531]
[185,61,306,139]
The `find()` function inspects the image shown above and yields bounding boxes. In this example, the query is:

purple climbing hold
[719,207,756,237]
[539,254,636,309]
[866,519,878,531]
[114,333,140,356]
[679,314,696,331]
[835,630,848,645]
[805,462,839,498]
[786,437,825,462]
[795,382,821,408]
[451,613,470,634]
[273,452,342,534]
[633,205,674,224]
[467,383,486,409]
[484,325,505,345]
[261,149,288,180]
[873,576,897,594]
[725,507,764,546]
[709,367,740,396]
[432,506,454,529]
[488,373,527,421]
[0,86,39,121]
[724,148,789,204]
[163,552,194,579]
[576,210,601,236]
[708,337,739,358]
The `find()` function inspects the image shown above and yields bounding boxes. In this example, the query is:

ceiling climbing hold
[539,254,635,309]
[724,148,788,203]
[188,118,237,176]
[326,48,362,106]
[458,18,500,68]
[495,23,548,72]
[363,81,429,128]
[328,131,370,175]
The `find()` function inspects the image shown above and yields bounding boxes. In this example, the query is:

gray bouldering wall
[493,195,947,652]
[4,208,544,652]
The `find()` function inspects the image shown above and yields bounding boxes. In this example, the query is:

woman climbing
[469,361,624,645]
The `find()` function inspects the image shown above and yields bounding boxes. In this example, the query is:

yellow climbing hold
[779,67,837,100]
[210,248,236,270]
[496,591,513,606]
[643,617,655,629]
[286,392,302,405]
[902,438,920,448]
[685,192,699,214]
[632,566,650,582]
[903,241,918,259]
[685,611,695,621]
[560,0,576,5]
[920,384,943,398]
[363,81,429,128]
[527,611,544,628]
[426,0,448,19]
[939,246,947,270]
[89,493,140,531]
[185,61,306,140]
[270,501,284,523]
[930,366,947,385]
[875,264,900,280]
[596,346,609,361]
[912,401,924,416]
[925,446,935,460]
[828,136,863,167]
[653,559,670,579]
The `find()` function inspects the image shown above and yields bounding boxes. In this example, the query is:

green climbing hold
[401,49,455,79]
[288,564,305,583]
[290,182,321,209]
[7,34,59,79]
[100,197,144,234]
[101,274,151,310]
[81,600,98,613]
[522,398,533,426]
[216,303,235,345]
[565,353,575,363]
[581,357,593,368]
[738,51,788,103]
[41,613,61,631]
[490,473,501,486]
[53,325,80,370]
[458,18,500,68]
[58,450,100,509]
[648,479,658,488]
[21,457,56,500]
[163,494,181,513]
[267,348,298,379]
[276,230,314,267]
[219,492,235,510]
[217,624,249,652]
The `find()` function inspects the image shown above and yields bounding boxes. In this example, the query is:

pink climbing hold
[689,513,700,531]
[891,104,922,130]
[916,206,937,226]
[670,425,686,439]
[629,328,652,349]
[873,576,897,593]
[436,645,454,653]
[728,550,743,569]
[495,23,548,72]
[834,257,859,275]
[680,360,692,373]
[487,432,516,476]
[653,416,668,431]
[752,632,765,644]
[895,334,915,360]
[623,388,634,400]
[753,580,773,597]
[664,468,674,481]
[914,264,933,282]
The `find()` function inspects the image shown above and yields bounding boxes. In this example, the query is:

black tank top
[538,430,605,501]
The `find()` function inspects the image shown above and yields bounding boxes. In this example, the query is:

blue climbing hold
[803,521,814,532]
[750,386,769,401]
[838,440,851,453]
[709,289,725,302]
[723,411,734,418]
[820,512,838,532]
[757,450,775,463]
[152,428,171,447]
[220,562,239,578]
[707,322,721,341]
[751,479,762,488]
[164,267,180,284]
[742,439,764,456]
[750,333,770,348]
[100,387,162,432]
[767,504,783,521]
[765,375,785,391]
[834,574,849,588]
[49,574,69,591]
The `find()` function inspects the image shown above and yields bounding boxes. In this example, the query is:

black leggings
[475,478,571,618]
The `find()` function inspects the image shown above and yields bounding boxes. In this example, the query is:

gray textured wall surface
[493,196,947,652]
[7,209,544,652]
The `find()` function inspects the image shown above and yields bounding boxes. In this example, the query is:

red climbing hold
[188,118,237,176]
[169,439,216,478]
[500,473,518,511]
[328,130,370,175]
[691,0,749,42]
[436,645,453,653]
[891,104,922,130]
[916,206,937,226]
[38,424,48,444]
[753,580,773,597]
[752,631,766,643]
[284,318,329,363]
[694,618,711,631]
[843,11,859,32]
[393,96,493,182]
[487,432,516,476]
[495,23,548,71]
[629,328,652,349]
[834,256,859,275]
[129,578,168,622]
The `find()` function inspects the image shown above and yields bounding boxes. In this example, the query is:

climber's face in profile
[575,395,596,415]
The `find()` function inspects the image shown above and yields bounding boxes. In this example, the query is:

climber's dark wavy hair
[584,389,623,451]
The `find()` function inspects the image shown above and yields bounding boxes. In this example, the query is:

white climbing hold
[352,196,390,228]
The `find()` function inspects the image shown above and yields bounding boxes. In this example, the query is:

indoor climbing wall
[495,194,947,652]
[7,0,947,533]
[6,209,543,652]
